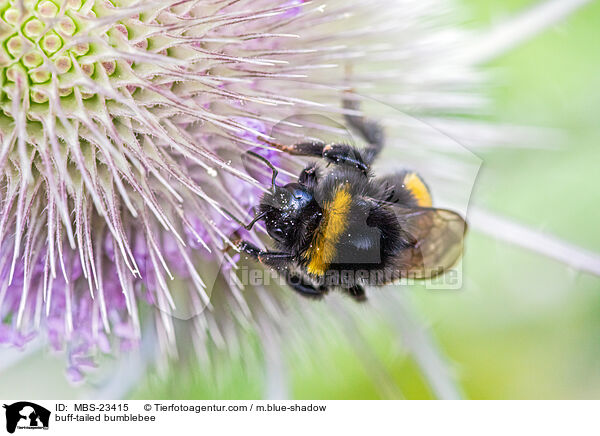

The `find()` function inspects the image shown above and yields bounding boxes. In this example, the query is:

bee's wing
[271,113,356,148]
[389,205,467,279]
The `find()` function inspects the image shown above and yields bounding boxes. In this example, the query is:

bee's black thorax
[294,166,405,277]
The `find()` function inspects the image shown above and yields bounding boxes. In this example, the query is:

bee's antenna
[246,150,279,191]
[219,151,280,232]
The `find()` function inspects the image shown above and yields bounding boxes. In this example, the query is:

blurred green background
[3,0,599,400]
[133,0,600,399]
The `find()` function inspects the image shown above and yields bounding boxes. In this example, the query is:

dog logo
[2,402,50,434]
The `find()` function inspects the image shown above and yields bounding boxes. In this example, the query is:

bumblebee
[227,98,466,301]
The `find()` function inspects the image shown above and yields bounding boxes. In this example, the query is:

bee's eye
[269,226,287,242]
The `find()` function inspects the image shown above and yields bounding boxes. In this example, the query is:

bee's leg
[282,141,370,175]
[322,144,370,175]
[286,273,328,299]
[235,240,262,258]
[298,163,320,188]
[343,284,367,302]
[236,240,294,268]
[343,97,384,165]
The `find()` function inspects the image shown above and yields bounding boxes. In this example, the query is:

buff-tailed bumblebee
[224,98,466,301]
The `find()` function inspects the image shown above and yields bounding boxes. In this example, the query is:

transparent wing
[389,205,467,279]
[270,113,356,150]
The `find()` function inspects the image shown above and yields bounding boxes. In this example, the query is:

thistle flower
[2,0,594,396]
[0,0,320,380]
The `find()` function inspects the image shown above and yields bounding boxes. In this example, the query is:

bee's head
[260,183,321,245]
[222,151,322,247]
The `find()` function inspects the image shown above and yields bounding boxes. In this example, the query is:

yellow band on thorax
[304,185,352,276]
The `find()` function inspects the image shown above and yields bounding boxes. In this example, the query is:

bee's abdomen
[379,171,432,207]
